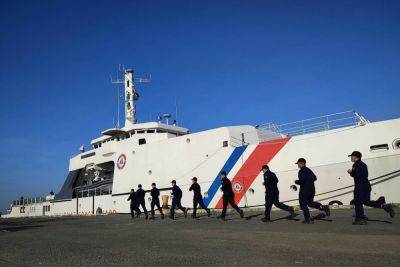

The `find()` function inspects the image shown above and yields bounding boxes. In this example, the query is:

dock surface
[1,209,399,266]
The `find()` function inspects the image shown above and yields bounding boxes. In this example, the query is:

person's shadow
[312,213,332,222]
[270,214,300,222]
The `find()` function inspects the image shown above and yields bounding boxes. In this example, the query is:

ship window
[223,141,228,147]
[147,130,155,133]
[94,144,98,149]
[370,144,389,151]
[157,130,166,133]
[137,130,145,134]
[127,80,130,87]
[138,138,146,145]
[81,152,95,159]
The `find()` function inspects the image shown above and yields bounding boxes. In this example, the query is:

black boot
[217,215,226,221]
[352,219,367,225]
[383,204,395,218]
[322,205,330,217]
[377,196,386,206]
[302,219,314,224]
[239,210,244,218]
[206,209,211,217]
[288,207,295,217]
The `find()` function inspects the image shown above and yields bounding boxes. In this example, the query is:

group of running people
[127,151,396,224]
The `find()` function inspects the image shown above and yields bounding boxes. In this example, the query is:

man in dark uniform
[135,184,148,219]
[150,182,164,220]
[127,189,137,219]
[189,177,211,218]
[295,158,330,224]
[219,171,244,220]
[169,180,188,220]
[261,165,295,222]
[348,151,395,225]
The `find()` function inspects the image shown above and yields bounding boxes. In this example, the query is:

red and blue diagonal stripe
[203,146,247,207]
[215,137,291,208]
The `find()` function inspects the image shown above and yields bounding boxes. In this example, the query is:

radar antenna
[110,65,151,127]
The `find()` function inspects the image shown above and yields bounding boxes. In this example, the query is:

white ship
[4,68,400,218]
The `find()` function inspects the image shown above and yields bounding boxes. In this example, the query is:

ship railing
[11,197,47,207]
[256,110,368,140]
[75,183,112,198]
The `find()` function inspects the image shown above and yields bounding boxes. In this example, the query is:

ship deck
[1,208,399,266]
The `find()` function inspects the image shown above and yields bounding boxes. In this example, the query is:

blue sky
[0,1,399,212]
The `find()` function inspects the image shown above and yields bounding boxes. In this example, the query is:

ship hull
[4,118,400,218]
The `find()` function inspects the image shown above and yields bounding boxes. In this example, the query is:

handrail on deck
[257,110,369,139]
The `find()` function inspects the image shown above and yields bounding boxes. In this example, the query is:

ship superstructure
[4,68,400,218]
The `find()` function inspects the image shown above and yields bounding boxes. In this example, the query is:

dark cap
[171,180,176,184]
[192,177,198,181]
[138,184,142,188]
[295,158,306,164]
[348,151,362,158]
[261,165,269,171]
[151,183,156,186]
[220,171,227,176]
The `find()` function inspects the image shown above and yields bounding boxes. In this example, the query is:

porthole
[204,191,209,198]
[186,138,191,143]
[393,139,400,149]
[132,150,135,155]
[248,188,255,194]
[148,170,152,175]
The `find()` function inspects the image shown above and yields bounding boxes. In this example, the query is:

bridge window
[138,138,146,145]
[370,144,389,151]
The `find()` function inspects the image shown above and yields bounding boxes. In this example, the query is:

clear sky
[0,1,399,213]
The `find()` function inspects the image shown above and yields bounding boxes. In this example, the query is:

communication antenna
[110,65,151,127]
[163,113,172,125]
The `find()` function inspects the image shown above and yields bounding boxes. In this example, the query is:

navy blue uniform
[150,187,164,218]
[295,166,323,220]
[170,184,186,219]
[135,188,148,217]
[189,182,210,217]
[127,192,137,218]
[350,159,383,219]
[220,177,243,218]
[263,170,291,220]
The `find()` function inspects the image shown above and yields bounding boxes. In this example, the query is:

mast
[124,69,138,126]
[111,66,150,127]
